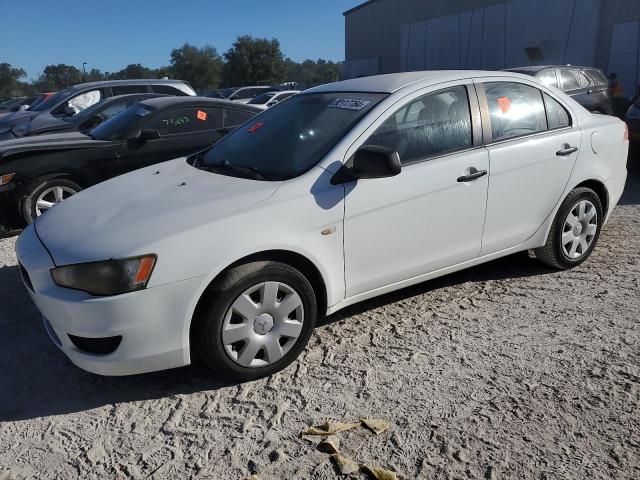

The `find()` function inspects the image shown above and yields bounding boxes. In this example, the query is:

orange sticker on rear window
[497,97,511,114]
[197,110,207,121]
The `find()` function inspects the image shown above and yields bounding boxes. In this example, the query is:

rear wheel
[195,261,317,380]
[20,177,82,224]
[535,187,603,269]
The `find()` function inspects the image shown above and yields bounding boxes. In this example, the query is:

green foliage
[33,64,83,91]
[0,37,343,97]
[0,63,27,97]
[169,44,223,90]
[223,35,285,86]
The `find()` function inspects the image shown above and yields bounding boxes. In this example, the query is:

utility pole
[82,62,87,82]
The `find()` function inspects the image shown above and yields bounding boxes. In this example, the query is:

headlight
[627,104,640,119]
[51,255,156,296]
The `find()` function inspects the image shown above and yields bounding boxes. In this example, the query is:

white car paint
[16,70,628,376]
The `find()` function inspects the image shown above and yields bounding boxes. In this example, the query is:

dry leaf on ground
[361,465,398,480]
[331,454,360,475]
[317,435,340,454]
[361,418,391,435]
[303,421,360,436]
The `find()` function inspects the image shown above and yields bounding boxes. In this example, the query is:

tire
[20,177,82,224]
[534,187,604,269]
[195,261,317,381]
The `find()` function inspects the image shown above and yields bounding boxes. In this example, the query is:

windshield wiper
[207,160,266,180]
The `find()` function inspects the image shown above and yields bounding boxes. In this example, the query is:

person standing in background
[609,73,623,98]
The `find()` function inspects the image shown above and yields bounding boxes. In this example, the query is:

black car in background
[0,95,43,115]
[506,65,614,115]
[0,97,261,224]
[4,93,165,139]
[0,79,196,140]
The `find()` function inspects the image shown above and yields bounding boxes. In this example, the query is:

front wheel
[20,177,82,224]
[534,187,603,269]
[195,261,317,380]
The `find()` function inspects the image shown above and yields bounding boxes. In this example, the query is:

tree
[110,63,157,80]
[223,36,285,86]
[169,43,223,90]
[0,63,27,97]
[33,64,83,91]
[282,58,341,87]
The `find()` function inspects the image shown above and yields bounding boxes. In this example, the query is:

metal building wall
[344,0,640,93]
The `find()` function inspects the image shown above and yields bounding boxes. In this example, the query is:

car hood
[35,157,281,266]
[0,110,39,131]
[17,113,68,136]
[0,131,105,157]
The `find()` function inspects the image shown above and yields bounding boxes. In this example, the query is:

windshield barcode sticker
[328,98,371,111]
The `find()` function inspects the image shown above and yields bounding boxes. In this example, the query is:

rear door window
[483,82,547,142]
[146,107,224,135]
[112,85,149,95]
[364,85,473,165]
[543,94,571,130]
[151,85,190,96]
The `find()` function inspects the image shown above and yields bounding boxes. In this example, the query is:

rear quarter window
[224,109,256,128]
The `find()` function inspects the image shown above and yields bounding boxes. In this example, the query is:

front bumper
[16,224,204,376]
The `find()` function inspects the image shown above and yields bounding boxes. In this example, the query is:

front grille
[68,334,122,355]
[19,263,33,292]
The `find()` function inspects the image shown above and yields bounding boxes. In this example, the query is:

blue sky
[0,0,361,81]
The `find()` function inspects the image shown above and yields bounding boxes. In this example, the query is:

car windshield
[30,87,77,112]
[90,103,156,141]
[198,92,386,180]
[248,92,277,105]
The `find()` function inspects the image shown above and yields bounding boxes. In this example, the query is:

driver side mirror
[63,106,76,117]
[332,145,401,184]
[128,128,160,147]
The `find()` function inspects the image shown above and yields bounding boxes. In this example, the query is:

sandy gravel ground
[1,175,639,480]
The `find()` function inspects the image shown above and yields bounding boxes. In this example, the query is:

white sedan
[16,71,628,379]
[247,90,300,110]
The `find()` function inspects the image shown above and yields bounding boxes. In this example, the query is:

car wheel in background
[20,177,82,224]
[195,261,317,381]
[535,187,603,269]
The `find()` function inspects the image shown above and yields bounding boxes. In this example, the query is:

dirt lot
[1,175,639,480]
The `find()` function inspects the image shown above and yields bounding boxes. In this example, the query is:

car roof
[138,96,263,112]
[69,79,190,90]
[506,65,602,74]
[306,70,537,94]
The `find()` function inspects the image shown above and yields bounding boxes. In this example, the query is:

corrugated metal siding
[345,0,509,73]
[346,0,640,92]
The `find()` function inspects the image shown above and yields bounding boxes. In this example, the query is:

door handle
[556,146,578,156]
[457,169,487,182]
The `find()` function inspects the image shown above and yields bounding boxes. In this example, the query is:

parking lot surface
[1,175,639,479]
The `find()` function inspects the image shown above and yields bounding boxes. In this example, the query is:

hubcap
[222,281,304,368]
[562,200,598,260]
[35,186,77,217]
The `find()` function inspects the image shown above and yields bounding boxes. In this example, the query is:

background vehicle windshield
[248,92,277,105]
[30,88,76,112]
[200,92,386,180]
[90,103,156,141]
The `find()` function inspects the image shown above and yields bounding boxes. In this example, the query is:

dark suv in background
[506,65,614,116]
[0,79,196,141]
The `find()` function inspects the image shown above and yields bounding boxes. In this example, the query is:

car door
[343,83,490,297]
[477,80,581,255]
[116,105,226,174]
